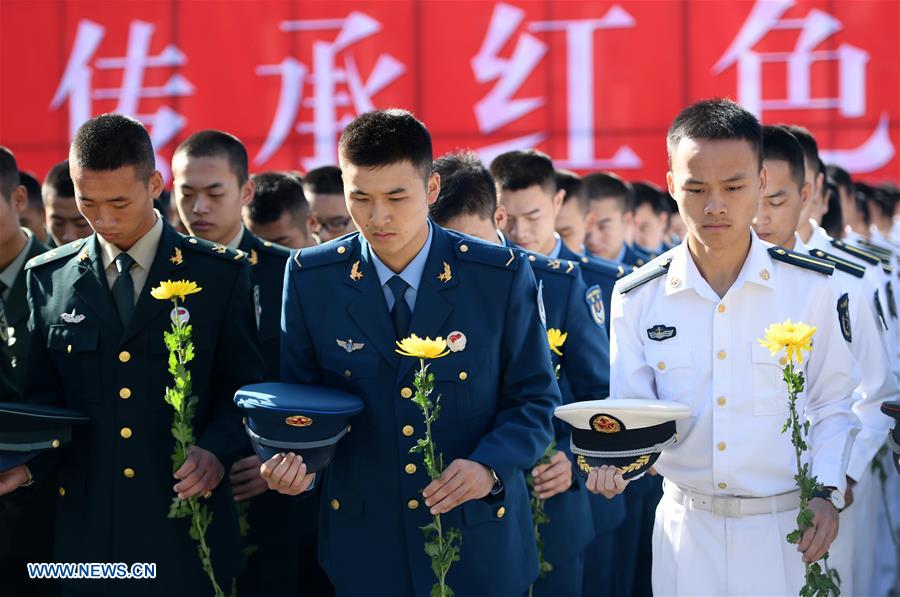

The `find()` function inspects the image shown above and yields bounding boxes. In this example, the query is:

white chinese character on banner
[50,19,195,182]
[471,3,640,169]
[715,0,894,173]
[255,12,406,170]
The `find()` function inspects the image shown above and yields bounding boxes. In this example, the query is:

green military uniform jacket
[5,234,48,391]
[23,219,264,595]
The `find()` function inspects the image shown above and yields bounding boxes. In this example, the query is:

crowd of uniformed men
[0,98,898,597]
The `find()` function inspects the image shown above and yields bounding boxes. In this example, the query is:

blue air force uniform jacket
[280,224,560,596]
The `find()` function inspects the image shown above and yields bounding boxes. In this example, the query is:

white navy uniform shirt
[610,230,861,496]
[795,235,899,481]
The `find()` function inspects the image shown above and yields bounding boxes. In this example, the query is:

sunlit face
[44,192,91,245]
[497,184,562,255]
[340,158,438,271]
[172,154,252,245]
[441,212,502,244]
[555,198,593,254]
[18,203,46,243]
[71,163,162,250]
[666,137,765,253]
[753,159,809,248]
[585,197,629,261]
[308,192,356,242]
[632,203,669,252]
[244,208,312,249]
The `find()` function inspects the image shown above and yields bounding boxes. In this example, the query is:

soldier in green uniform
[171,130,328,597]
[0,145,56,597]
[0,114,264,597]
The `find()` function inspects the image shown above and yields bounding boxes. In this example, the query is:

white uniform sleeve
[804,283,862,493]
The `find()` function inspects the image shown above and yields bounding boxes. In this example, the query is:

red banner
[1,0,898,185]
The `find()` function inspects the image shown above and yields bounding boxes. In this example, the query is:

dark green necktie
[111,253,135,326]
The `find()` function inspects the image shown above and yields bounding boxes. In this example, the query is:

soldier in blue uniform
[260,109,559,596]
[487,149,625,596]
[429,150,609,596]
[0,114,264,596]
[583,172,651,268]
[171,130,327,597]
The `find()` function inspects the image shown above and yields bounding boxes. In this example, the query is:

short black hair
[0,146,20,201]
[42,160,75,201]
[556,169,588,214]
[70,113,155,180]
[782,125,821,173]
[583,171,633,213]
[489,149,556,195]
[338,109,432,179]
[820,178,843,238]
[826,164,853,195]
[430,151,497,225]
[762,125,806,190]
[303,165,344,196]
[632,181,671,216]
[667,98,763,169]
[248,171,309,225]
[19,171,43,211]
[174,129,249,186]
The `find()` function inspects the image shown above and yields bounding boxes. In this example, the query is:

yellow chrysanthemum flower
[395,334,450,359]
[758,319,816,364]
[151,279,203,301]
[547,328,568,356]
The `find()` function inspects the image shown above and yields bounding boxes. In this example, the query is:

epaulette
[290,236,355,272]
[578,255,628,279]
[884,263,894,277]
[455,238,520,271]
[183,236,248,263]
[256,239,292,258]
[856,237,894,258]
[808,249,865,279]
[524,252,578,276]
[830,239,880,266]
[25,238,87,270]
[769,247,833,276]
[618,256,672,294]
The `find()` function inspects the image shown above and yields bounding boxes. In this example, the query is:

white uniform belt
[665,480,801,518]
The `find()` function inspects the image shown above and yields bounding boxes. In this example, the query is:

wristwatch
[489,468,503,496]
[812,486,845,512]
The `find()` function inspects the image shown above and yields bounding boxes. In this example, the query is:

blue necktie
[111,253,135,326]
[387,275,411,338]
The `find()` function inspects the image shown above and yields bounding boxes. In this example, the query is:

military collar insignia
[447,331,466,352]
[438,261,452,283]
[647,325,676,341]
[60,308,86,324]
[336,338,365,353]
[350,260,364,282]
[212,244,227,254]
[77,248,90,263]
[837,293,852,343]
[505,249,516,267]
[170,247,183,265]
[249,250,259,266]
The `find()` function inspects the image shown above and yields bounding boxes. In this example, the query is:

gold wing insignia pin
[350,260,364,281]
[169,247,183,265]
[77,248,90,262]
[438,261,452,283]
[249,250,259,266]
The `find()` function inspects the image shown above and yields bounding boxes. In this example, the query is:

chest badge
[447,331,467,353]
[337,338,365,353]
[647,325,676,341]
[170,306,190,325]
[60,308,86,324]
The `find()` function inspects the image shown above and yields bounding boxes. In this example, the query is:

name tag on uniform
[647,325,676,341]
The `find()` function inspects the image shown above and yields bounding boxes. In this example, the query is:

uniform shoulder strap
[618,257,672,294]
[808,249,865,279]
[830,239,880,266]
[768,247,833,276]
